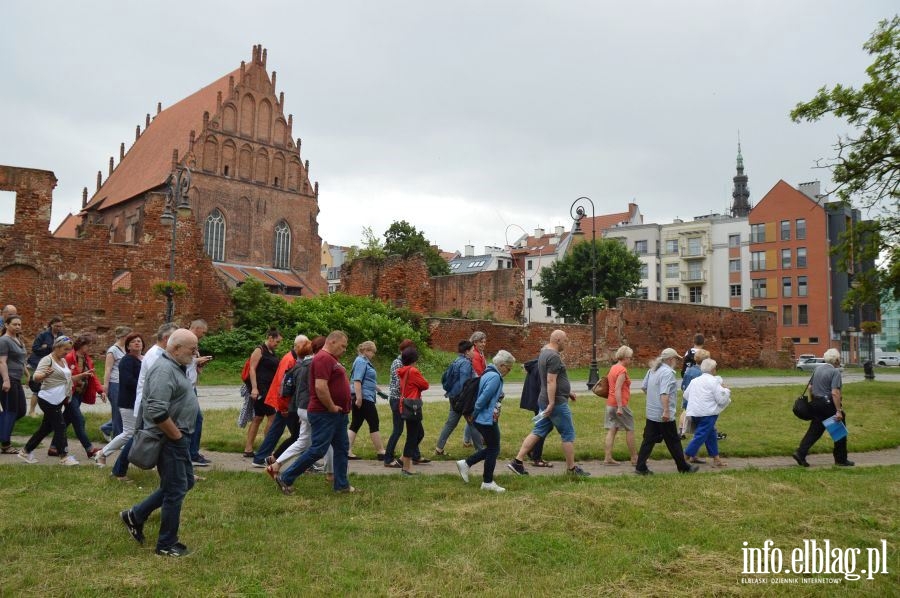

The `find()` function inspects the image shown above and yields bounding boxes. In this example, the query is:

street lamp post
[159,167,193,323]
[571,196,599,389]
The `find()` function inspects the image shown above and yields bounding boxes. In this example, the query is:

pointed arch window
[204,209,226,262]
[274,220,291,269]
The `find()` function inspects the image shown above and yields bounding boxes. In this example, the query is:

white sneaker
[455,459,470,483]
[480,481,506,493]
[93,452,107,467]
[60,455,79,466]
[17,450,37,464]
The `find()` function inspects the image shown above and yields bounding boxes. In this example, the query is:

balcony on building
[680,270,707,283]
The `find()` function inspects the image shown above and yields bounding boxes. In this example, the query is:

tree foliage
[345,226,386,262]
[791,15,900,299]
[535,238,641,322]
[383,220,450,276]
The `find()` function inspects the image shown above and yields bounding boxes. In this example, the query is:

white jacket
[683,373,731,417]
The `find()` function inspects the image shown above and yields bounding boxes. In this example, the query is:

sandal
[242,451,255,458]
[603,460,621,466]
[531,459,554,468]
[1,445,19,454]
[688,457,707,464]
[713,459,728,467]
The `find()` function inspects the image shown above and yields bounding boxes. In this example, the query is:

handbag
[28,372,42,394]
[792,375,815,421]
[399,370,423,421]
[592,375,609,398]
[130,428,164,469]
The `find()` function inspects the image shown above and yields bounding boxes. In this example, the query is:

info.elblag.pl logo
[741,539,890,584]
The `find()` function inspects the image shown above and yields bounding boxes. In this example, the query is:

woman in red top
[397,347,429,476]
[64,335,104,458]
[603,345,636,466]
[470,331,487,376]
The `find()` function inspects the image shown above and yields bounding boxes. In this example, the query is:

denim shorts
[533,402,576,442]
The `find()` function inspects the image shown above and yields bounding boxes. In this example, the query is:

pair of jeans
[64,394,93,453]
[797,397,848,463]
[384,399,419,463]
[635,419,692,472]
[403,419,424,459]
[190,409,204,461]
[684,414,719,457]
[281,411,350,490]
[24,398,68,454]
[130,435,195,550]
[467,422,500,483]
[0,379,26,445]
[274,411,300,459]
[253,410,289,465]
[100,381,122,438]
[435,407,484,451]
[112,415,143,477]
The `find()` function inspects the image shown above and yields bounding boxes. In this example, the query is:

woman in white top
[18,336,92,465]
[100,325,132,440]
[683,359,731,467]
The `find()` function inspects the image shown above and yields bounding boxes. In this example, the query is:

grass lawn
[1,463,897,596]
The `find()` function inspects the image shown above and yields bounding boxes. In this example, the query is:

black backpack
[288,357,313,412]
[451,376,481,420]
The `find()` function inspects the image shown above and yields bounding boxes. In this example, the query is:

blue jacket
[446,355,475,398]
[681,364,701,392]
[472,365,503,426]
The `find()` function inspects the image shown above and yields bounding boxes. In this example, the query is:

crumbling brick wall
[0,165,233,357]
[430,269,523,323]
[340,254,432,313]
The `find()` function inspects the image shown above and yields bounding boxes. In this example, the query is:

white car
[876,355,900,367]
[795,354,816,368]
[797,357,827,372]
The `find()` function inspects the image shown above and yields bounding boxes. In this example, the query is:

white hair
[823,348,841,365]
[492,350,516,368]
[700,358,717,374]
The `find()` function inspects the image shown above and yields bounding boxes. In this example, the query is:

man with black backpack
[433,341,483,456]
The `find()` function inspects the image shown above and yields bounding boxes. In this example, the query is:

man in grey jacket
[120,328,199,557]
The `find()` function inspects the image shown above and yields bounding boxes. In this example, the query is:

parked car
[797,357,827,372]
[795,354,816,368]
[876,355,900,367]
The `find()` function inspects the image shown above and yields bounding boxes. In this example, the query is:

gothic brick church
[73,44,325,295]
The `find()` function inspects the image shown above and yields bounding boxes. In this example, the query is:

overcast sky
[2,1,895,253]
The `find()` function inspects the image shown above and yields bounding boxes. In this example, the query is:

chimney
[96,171,102,191]
[120,142,125,161]
[146,113,150,128]
[109,156,114,175]
[136,124,141,141]
[554,225,564,236]
[534,227,545,238]
[82,187,88,207]
[798,181,821,200]
[157,102,161,115]
[465,245,474,257]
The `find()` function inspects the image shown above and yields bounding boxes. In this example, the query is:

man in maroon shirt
[274,331,357,494]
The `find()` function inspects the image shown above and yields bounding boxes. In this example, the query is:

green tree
[383,220,451,276]
[535,238,641,322]
[345,226,386,262]
[791,15,900,300]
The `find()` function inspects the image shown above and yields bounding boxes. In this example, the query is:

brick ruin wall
[0,165,233,359]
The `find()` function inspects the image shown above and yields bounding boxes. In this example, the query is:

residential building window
[636,287,649,299]
[665,239,679,254]
[730,284,742,297]
[798,304,808,325]
[527,279,532,289]
[203,208,226,262]
[527,260,533,270]
[639,263,648,279]
[783,277,792,298]
[634,240,648,255]
[781,249,791,269]
[687,264,703,281]
[750,251,766,271]
[729,259,741,272]
[728,233,740,247]
[665,263,679,278]
[798,276,808,297]
[783,305,793,326]
[274,220,291,269]
[809,336,819,344]
[752,278,767,298]
[750,223,766,243]
[667,287,680,301]
[797,247,807,268]
[796,219,806,240]
[689,286,703,303]
[527,298,532,308]
[546,306,552,317]
[791,337,801,344]
[686,237,702,256]
[781,220,791,241]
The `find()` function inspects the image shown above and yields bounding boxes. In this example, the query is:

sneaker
[192,455,211,467]
[155,542,190,557]
[94,452,107,467]
[507,460,529,476]
[17,450,38,464]
[120,510,145,544]
[635,468,653,476]
[456,459,470,483]
[400,469,418,477]
[310,463,326,473]
[250,460,267,469]
[60,455,79,466]
[680,465,700,474]
[717,432,727,440]
[412,458,431,465]
[566,465,591,477]
[791,451,810,468]
[86,447,101,459]
[273,474,293,495]
[383,459,402,469]
[100,427,112,442]
[480,481,506,493]
[835,460,855,467]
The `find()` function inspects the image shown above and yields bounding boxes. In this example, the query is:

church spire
[731,134,751,217]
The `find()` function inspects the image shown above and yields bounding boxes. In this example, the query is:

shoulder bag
[130,428,165,469]
[399,370,423,422]
[592,374,610,398]
[792,375,815,421]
